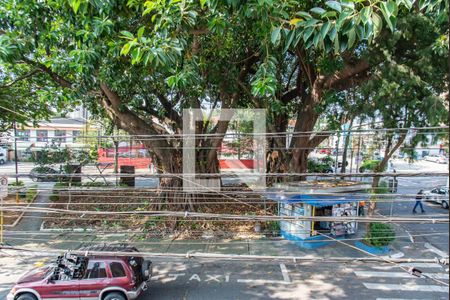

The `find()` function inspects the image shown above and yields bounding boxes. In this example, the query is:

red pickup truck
[7,246,152,300]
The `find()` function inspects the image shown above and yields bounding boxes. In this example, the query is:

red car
[7,246,152,300]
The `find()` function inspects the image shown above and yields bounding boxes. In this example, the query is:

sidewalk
[2,224,440,261]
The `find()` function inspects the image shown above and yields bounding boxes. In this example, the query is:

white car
[0,147,6,164]
[424,155,448,164]
[424,186,449,209]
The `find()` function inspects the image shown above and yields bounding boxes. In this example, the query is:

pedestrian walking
[358,201,365,216]
[412,189,425,214]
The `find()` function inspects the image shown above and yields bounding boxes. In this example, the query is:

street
[0,255,448,300]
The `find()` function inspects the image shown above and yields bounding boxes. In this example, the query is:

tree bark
[340,118,354,174]
[367,133,407,217]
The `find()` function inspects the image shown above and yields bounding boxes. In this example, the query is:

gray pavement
[377,159,449,254]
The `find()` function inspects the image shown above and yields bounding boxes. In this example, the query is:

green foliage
[359,160,385,173]
[8,180,24,187]
[308,155,334,173]
[364,223,396,247]
[0,0,447,177]
[25,184,38,202]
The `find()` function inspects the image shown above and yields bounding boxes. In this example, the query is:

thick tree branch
[155,92,182,125]
[22,57,72,88]
[322,60,371,90]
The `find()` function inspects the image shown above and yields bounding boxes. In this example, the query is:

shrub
[364,223,395,247]
[308,156,334,173]
[359,160,386,173]
[8,180,25,187]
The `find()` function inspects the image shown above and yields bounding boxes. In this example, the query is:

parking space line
[355,271,449,279]
[280,263,291,283]
[399,263,443,269]
[424,242,449,258]
[363,283,448,293]
[237,279,290,285]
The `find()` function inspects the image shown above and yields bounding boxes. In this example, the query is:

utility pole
[334,133,340,173]
[13,119,19,185]
[356,120,363,181]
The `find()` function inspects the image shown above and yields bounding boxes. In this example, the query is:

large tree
[0,0,447,189]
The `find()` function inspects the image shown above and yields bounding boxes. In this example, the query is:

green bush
[308,156,334,173]
[359,160,386,173]
[8,180,25,187]
[364,223,395,247]
[25,185,38,202]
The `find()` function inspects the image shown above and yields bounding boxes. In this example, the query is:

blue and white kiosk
[264,181,370,249]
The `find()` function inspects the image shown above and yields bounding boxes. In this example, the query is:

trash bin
[120,165,135,187]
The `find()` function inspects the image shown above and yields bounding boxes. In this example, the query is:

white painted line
[381,252,404,260]
[363,283,448,293]
[237,279,290,285]
[376,298,431,300]
[406,230,415,243]
[425,243,449,258]
[280,263,291,283]
[355,271,449,279]
[399,263,443,269]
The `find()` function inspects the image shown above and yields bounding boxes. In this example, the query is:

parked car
[424,155,448,164]
[29,166,60,182]
[0,147,7,164]
[7,244,152,300]
[424,186,449,209]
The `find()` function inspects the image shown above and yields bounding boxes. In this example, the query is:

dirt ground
[45,187,278,239]
[2,195,29,225]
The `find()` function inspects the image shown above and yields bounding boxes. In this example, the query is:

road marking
[399,263,443,269]
[381,252,404,259]
[376,298,432,300]
[363,283,448,293]
[205,275,221,282]
[425,242,449,258]
[355,271,449,279]
[280,263,291,283]
[168,273,186,280]
[189,274,201,282]
[237,279,290,285]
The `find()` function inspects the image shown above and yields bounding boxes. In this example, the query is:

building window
[54,130,66,143]
[36,130,48,142]
[16,130,30,141]
[72,130,81,143]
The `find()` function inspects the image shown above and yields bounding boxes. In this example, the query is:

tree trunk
[367,133,407,217]
[340,119,354,174]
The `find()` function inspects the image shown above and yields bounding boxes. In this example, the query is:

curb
[39,221,95,232]
[354,241,390,255]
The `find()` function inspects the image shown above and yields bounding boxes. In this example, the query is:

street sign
[0,176,7,198]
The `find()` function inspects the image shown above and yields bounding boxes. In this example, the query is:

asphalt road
[376,159,449,254]
[0,255,448,300]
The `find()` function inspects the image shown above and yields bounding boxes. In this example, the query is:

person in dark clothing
[413,189,425,214]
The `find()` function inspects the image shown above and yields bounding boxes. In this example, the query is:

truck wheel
[442,201,449,209]
[104,292,126,300]
[0,159,4,165]
[17,293,37,300]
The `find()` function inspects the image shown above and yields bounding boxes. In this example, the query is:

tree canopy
[0,0,448,183]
